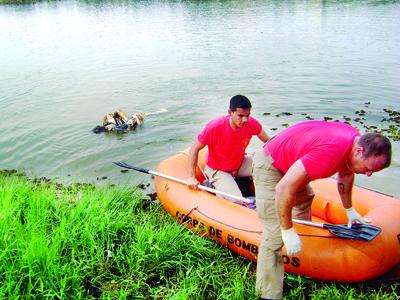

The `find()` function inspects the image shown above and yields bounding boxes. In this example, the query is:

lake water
[0,0,399,197]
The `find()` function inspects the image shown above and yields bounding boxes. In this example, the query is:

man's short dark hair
[359,133,392,168]
[229,95,252,111]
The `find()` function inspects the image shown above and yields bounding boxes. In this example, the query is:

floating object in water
[92,108,167,134]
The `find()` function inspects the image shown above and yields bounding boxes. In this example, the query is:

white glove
[281,227,302,256]
[345,207,369,228]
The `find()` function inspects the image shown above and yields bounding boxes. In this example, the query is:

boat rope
[194,207,262,234]
[186,206,198,218]
[297,234,343,239]
[190,207,344,239]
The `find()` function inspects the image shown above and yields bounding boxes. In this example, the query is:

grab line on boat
[193,208,345,239]
[194,208,262,234]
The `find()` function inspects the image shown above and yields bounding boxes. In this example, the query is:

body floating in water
[92,108,167,134]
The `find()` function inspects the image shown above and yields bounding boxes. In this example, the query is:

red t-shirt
[266,121,360,180]
[198,115,262,172]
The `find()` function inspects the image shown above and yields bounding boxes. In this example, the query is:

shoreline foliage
[0,171,398,299]
[0,0,36,4]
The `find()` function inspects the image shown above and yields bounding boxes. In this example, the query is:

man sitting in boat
[252,121,392,300]
[187,95,270,203]
[92,110,144,134]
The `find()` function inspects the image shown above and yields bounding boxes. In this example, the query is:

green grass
[0,171,398,299]
[0,0,36,4]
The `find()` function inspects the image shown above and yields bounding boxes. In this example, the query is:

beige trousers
[204,155,253,202]
[252,148,314,300]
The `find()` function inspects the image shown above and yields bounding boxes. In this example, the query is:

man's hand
[187,140,205,191]
[187,177,199,190]
[281,227,302,256]
[345,207,370,228]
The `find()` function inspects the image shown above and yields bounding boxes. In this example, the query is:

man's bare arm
[187,139,206,189]
[337,167,355,209]
[257,129,270,143]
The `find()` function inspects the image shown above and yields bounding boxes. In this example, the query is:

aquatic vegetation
[264,105,400,141]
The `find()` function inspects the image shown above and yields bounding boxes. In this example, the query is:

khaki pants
[204,155,253,202]
[252,148,314,300]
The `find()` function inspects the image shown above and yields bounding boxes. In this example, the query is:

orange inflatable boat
[154,148,400,282]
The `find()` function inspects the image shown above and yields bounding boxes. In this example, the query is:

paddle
[113,161,252,203]
[292,219,381,241]
[114,161,382,241]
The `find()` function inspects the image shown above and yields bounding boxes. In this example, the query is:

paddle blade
[324,223,382,241]
[113,161,150,174]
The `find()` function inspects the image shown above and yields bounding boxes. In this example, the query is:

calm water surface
[0,0,399,196]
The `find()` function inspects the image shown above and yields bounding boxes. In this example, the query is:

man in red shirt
[187,95,270,202]
[253,120,392,300]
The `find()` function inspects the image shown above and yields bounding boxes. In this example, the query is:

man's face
[350,148,387,176]
[229,108,251,129]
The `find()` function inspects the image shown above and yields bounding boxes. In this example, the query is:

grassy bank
[0,0,36,4]
[0,171,398,299]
